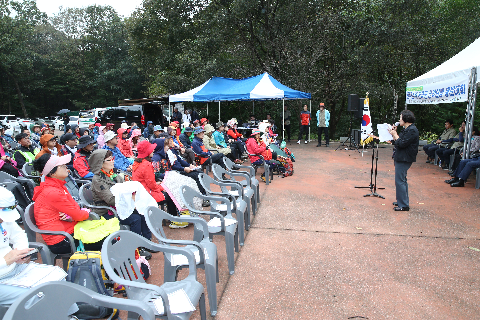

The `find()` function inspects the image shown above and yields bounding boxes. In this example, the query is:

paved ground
[41,140,480,319]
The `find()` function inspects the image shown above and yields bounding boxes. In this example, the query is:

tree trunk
[2,67,28,118]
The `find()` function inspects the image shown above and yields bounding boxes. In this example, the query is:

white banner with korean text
[406,76,469,104]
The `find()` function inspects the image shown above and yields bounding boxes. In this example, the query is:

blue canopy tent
[169,72,312,140]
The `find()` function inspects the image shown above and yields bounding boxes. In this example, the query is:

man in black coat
[172,107,183,123]
[388,110,419,211]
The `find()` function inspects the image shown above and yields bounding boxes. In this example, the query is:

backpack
[66,251,118,319]
[277,156,294,177]
[282,146,295,162]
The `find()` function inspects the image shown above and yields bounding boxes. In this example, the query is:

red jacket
[227,128,243,140]
[73,150,91,178]
[132,159,165,202]
[32,177,89,245]
[117,129,134,158]
[246,138,267,163]
[300,111,311,125]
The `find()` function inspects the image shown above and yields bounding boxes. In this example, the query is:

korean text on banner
[361,98,372,141]
[406,76,468,104]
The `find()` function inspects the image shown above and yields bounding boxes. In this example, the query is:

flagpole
[282,99,285,141]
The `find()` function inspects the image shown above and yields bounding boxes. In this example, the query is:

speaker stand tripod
[355,143,385,198]
[335,114,360,153]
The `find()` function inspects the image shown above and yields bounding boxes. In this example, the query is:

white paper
[0,262,67,288]
[228,190,239,197]
[377,123,394,142]
[207,217,236,228]
[153,289,196,315]
[170,248,209,267]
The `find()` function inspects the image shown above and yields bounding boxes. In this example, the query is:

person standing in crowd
[280,106,292,142]
[316,103,330,147]
[423,119,456,163]
[35,134,62,159]
[172,107,182,124]
[12,133,39,170]
[183,109,191,125]
[59,133,78,169]
[102,131,133,172]
[297,105,311,144]
[62,113,69,133]
[73,135,96,179]
[388,110,419,211]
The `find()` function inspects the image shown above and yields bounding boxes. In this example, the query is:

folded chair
[199,172,249,241]
[3,281,155,320]
[212,163,256,216]
[102,230,207,320]
[180,185,238,275]
[145,206,219,317]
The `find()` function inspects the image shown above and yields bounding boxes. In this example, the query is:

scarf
[101,169,117,181]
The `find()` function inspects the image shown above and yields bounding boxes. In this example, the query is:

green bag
[74,217,120,244]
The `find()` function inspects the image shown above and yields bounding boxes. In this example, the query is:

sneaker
[261,172,266,182]
[169,221,188,229]
[304,140,308,144]
[202,200,210,207]
[297,140,301,144]
[114,283,126,294]
[180,210,190,217]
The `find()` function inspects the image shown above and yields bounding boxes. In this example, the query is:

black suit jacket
[394,124,419,163]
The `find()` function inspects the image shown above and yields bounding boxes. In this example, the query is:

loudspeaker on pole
[347,94,359,112]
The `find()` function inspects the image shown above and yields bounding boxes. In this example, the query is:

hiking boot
[169,221,188,229]
[202,200,210,207]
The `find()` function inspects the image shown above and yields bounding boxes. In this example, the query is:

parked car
[78,114,95,128]
[0,115,19,131]
[98,104,167,130]
[17,119,35,131]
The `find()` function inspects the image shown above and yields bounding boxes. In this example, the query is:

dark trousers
[454,158,480,181]
[317,127,329,145]
[205,153,226,168]
[158,191,178,217]
[395,161,412,208]
[120,210,151,240]
[229,141,244,159]
[284,124,291,141]
[298,125,309,141]
[423,144,440,159]
[182,148,195,164]
[436,148,455,166]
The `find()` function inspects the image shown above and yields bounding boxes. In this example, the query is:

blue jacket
[192,136,211,157]
[143,121,153,138]
[316,109,330,127]
[102,145,131,171]
[152,138,189,172]
[212,130,228,148]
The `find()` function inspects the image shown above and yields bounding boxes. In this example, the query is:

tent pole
[282,99,285,141]
[253,101,255,115]
[309,100,312,142]
[464,67,477,159]
[218,101,221,122]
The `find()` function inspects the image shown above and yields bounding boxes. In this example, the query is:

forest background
[1,0,480,138]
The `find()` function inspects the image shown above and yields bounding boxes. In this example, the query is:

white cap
[103,130,117,142]
[0,187,20,222]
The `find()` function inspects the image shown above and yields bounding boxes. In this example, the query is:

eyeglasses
[1,201,17,211]
[104,157,115,162]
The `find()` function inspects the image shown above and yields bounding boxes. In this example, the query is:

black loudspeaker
[348,94,359,112]
[351,129,361,145]
[356,98,365,119]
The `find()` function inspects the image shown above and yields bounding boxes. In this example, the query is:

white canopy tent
[406,37,480,158]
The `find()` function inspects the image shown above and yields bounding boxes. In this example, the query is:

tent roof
[407,37,480,87]
[169,72,311,102]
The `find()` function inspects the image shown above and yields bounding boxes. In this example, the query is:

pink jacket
[246,138,267,163]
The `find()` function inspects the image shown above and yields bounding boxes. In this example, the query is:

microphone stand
[355,142,385,198]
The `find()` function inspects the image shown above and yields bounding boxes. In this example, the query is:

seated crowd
[0,114,291,310]
[423,119,480,188]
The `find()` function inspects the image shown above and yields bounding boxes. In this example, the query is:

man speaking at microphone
[388,110,419,211]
